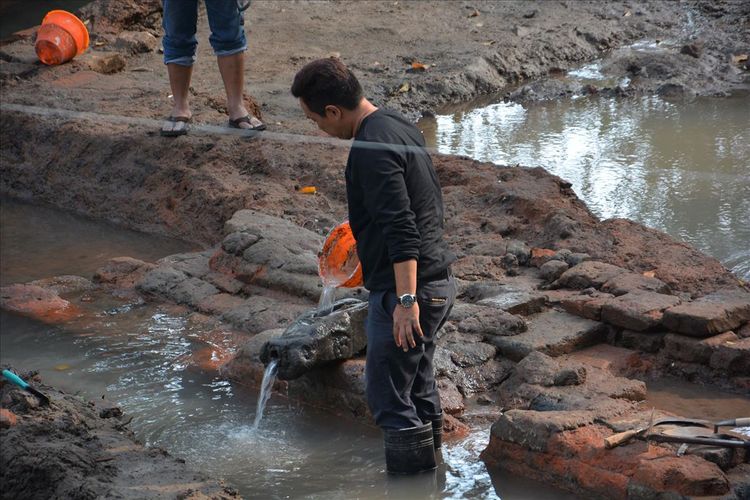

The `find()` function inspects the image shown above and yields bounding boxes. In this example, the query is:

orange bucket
[35,10,89,65]
[318,221,364,288]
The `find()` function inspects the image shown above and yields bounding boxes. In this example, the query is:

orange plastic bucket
[318,221,363,288]
[35,10,89,65]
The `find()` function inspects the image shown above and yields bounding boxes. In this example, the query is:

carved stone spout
[260,298,368,380]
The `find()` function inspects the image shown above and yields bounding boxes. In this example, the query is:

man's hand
[393,302,423,351]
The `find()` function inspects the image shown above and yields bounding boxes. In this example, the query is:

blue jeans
[365,275,456,430]
[162,0,247,66]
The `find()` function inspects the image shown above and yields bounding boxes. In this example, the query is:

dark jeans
[365,274,456,430]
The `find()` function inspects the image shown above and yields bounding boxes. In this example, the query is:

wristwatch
[397,293,417,308]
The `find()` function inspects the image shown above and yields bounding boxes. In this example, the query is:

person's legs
[204,0,264,129]
[162,0,198,118]
[411,276,456,418]
[161,0,198,135]
[366,290,425,430]
[410,275,456,448]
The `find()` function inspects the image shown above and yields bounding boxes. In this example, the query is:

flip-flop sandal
[228,115,266,131]
[160,116,191,137]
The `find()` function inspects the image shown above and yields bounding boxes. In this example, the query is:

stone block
[451,303,527,337]
[530,247,556,267]
[709,337,750,375]
[87,52,126,74]
[618,330,665,353]
[94,257,155,288]
[489,409,596,451]
[539,260,569,282]
[437,378,465,414]
[601,272,671,296]
[662,290,750,337]
[561,292,615,321]
[550,261,628,290]
[663,331,738,364]
[488,311,607,361]
[169,277,220,306]
[158,251,212,279]
[115,30,158,54]
[629,456,729,497]
[477,291,546,316]
[449,341,497,368]
[601,291,681,331]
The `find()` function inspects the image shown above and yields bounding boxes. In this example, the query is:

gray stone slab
[662,290,750,337]
[550,261,628,290]
[488,310,607,361]
[600,291,681,331]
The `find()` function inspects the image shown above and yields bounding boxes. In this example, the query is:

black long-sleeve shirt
[345,109,455,291]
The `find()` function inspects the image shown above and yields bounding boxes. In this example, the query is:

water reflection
[422,94,750,279]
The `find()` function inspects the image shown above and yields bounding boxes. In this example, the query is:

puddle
[420,92,750,279]
[645,378,750,422]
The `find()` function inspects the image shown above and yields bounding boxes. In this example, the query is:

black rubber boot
[428,414,443,449]
[383,422,436,475]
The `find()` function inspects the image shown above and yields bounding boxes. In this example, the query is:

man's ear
[324,105,342,120]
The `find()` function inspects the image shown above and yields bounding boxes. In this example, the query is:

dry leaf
[732,54,748,64]
[482,40,497,46]
[643,270,657,278]
[411,61,427,71]
[397,82,410,93]
[468,9,479,18]
[624,10,632,17]
[298,186,317,194]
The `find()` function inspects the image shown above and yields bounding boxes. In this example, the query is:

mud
[1,0,749,498]
[0,369,238,500]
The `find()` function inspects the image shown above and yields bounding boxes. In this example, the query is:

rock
[289,359,369,419]
[453,255,506,280]
[530,248,556,268]
[680,42,703,58]
[550,261,628,290]
[505,240,531,265]
[450,303,527,337]
[477,394,495,405]
[170,277,220,306]
[566,253,591,267]
[437,378,465,414]
[88,53,126,74]
[221,296,306,334]
[449,341,497,368]
[115,30,158,54]
[662,290,750,337]
[95,257,155,288]
[600,291,682,331]
[221,328,285,386]
[709,337,750,375]
[600,272,671,296]
[489,409,596,451]
[260,299,368,380]
[738,323,750,339]
[99,407,123,419]
[663,331,738,364]
[136,266,189,297]
[561,291,615,321]
[29,275,94,295]
[0,408,18,428]
[618,330,665,353]
[489,311,607,361]
[158,251,212,279]
[221,231,260,255]
[478,290,546,316]
[539,260,569,282]
[629,456,729,497]
[0,284,79,323]
[196,293,247,316]
[514,351,586,387]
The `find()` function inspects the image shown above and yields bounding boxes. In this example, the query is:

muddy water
[0,201,576,499]
[646,378,750,422]
[0,197,196,285]
[420,90,750,280]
